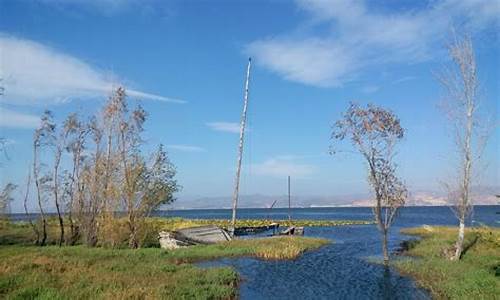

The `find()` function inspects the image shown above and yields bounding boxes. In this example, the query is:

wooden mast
[230,58,252,236]
[288,176,291,226]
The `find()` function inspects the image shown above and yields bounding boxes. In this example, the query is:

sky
[0,0,499,211]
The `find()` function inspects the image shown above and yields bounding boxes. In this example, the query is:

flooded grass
[0,236,328,299]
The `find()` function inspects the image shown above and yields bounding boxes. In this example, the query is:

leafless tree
[63,113,88,245]
[0,183,16,220]
[33,110,56,246]
[331,102,407,264]
[52,115,72,246]
[437,32,490,260]
[22,169,40,243]
[80,116,104,247]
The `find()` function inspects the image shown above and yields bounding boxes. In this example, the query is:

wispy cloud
[167,144,206,153]
[392,76,417,84]
[206,122,244,134]
[37,0,176,18]
[250,156,316,178]
[361,85,380,94]
[0,107,40,129]
[0,34,184,105]
[246,0,499,87]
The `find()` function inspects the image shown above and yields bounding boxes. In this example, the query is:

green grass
[0,224,328,299]
[394,226,500,300]
[0,217,369,247]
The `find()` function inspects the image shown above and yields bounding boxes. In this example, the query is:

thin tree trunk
[382,229,389,265]
[33,145,47,246]
[454,219,465,260]
[53,153,65,246]
[128,214,138,249]
[67,147,80,245]
[23,170,40,244]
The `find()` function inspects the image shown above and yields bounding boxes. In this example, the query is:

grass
[394,226,500,300]
[0,237,328,299]
[0,219,328,299]
[0,217,368,247]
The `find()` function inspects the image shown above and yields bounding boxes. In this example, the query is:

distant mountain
[172,186,499,209]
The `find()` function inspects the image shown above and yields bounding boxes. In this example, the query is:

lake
[162,206,499,299]
[9,206,499,299]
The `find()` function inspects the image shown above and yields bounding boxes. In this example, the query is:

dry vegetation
[1,217,359,248]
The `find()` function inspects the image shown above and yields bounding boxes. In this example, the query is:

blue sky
[0,0,498,210]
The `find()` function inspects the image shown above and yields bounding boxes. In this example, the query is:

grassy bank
[0,217,369,247]
[394,226,500,299]
[0,236,328,299]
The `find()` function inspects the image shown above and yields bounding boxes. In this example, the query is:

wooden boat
[234,222,279,236]
[175,225,232,244]
[279,226,304,236]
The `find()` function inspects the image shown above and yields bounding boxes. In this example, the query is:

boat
[175,225,232,244]
[279,176,305,236]
[158,225,232,249]
[279,226,304,236]
[234,222,279,236]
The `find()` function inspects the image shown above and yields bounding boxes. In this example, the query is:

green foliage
[0,236,327,299]
[395,226,500,299]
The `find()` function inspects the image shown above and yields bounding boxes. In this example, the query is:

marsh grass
[0,217,366,247]
[0,232,328,299]
[394,226,500,299]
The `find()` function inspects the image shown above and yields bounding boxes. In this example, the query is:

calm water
[9,206,499,299]
[167,206,499,300]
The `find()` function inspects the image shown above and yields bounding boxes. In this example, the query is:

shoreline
[394,226,500,299]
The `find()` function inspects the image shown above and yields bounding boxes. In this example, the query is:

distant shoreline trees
[331,103,407,264]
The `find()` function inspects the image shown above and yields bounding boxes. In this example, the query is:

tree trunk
[128,219,138,249]
[453,220,465,260]
[33,146,47,246]
[22,172,40,244]
[382,229,389,265]
[86,216,98,247]
[54,188,64,246]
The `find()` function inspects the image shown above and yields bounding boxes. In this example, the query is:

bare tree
[63,113,88,245]
[437,32,489,260]
[33,110,56,246]
[80,116,104,247]
[22,169,40,243]
[331,102,407,264]
[52,115,71,246]
[0,183,16,220]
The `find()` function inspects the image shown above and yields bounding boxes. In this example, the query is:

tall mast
[288,176,291,226]
[230,58,252,235]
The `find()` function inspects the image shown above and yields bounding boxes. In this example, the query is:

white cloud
[206,122,244,134]
[247,0,499,87]
[361,85,380,94]
[392,76,417,84]
[0,107,39,129]
[251,156,316,178]
[38,0,176,17]
[167,144,206,153]
[0,34,185,105]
